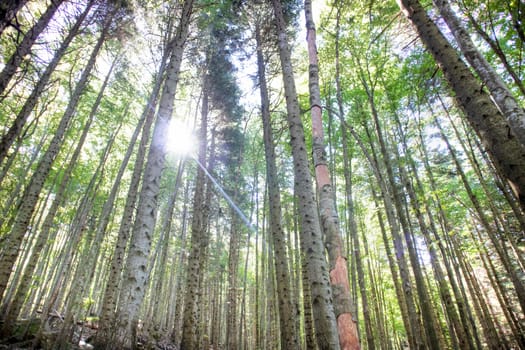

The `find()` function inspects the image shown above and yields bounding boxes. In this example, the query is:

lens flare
[166,119,196,156]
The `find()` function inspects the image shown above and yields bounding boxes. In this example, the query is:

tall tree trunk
[115,1,194,347]
[415,113,482,349]
[270,0,340,348]
[304,2,360,349]
[180,74,210,350]
[226,216,240,350]
[0,0,64,97]
[255,22,299,350]
[1,55,119,329]
[149,160,185,330]
[95,39,170,347]
[369,98,443,349]
[0,11,111,312]
[338,118,373,348]
[433,0,525,149]
[361,120,424,349]
[435,115,525,315]
[397,0,525,211]
[0,0,93,165]
[55,130,118,350]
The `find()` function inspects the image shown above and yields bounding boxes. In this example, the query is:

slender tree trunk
[433,0,525,149]
[415,113,481,349]
[0,131,47,227]
[95,40,170,348]
[0,0,93,165]
[464,11,525,96]
[150,160,185,329]
[1,55,119,329]
[116,1,193,347]
[437,115,525,315]
[271,0,340,348]
[170,183,190,345]
[363,120,425,349]
[338,116,373,348]
[397,0,525,211]
[255,22,299,350]
[226,216,240,350]
[304,2,359,349]
[0,0,64,97]
[0,12,111,311]
[180,74,210,350]
[55,130,118,350]
[370,103,442,349]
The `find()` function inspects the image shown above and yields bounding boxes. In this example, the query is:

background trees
[0,0,523,349]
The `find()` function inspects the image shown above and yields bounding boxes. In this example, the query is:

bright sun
[165,119,197,157]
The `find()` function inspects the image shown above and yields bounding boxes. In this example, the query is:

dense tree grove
[0,0,523,349]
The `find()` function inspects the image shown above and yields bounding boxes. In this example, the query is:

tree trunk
[180,74,210,350]
[304,2,360,349]
[226,216,240,350]
[463,10,525,96]
[95,39,169,347]
[0,0,93,165]
[397,0,525,211]
[0,0,64,97]
[115,1,193,347]
[255,22,299,350]
[1,55,118,329]
[0,11,110,311]
[0,0,29,35]
[149,160,185,330]
[271,0,340,348]
[433,0,525,149]
[361,120,425,349]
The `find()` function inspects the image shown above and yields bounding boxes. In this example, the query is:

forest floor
[0,317,177,350]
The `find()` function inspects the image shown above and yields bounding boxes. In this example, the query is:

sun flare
[165,119,197,157]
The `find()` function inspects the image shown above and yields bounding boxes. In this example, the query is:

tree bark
[0,0,64,97]
[1,55,118,330]
[304,2,360,349]
[0,10,111,310]
[0,0,29,35]
[180,74,210,350]
[95,41,169,348]
[271,0,340,348]
[397,0,525,211]
[256,21,300,349]
[115,0,194,347]
[0,0,93,165]
[434,0,525,149]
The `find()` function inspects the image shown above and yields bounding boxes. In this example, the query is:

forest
[0,0,524,349]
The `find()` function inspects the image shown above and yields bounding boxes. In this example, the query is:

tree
[0,1,94,165]
[0,6,114,318]
[270,0,340,348]
[304,1,360,348]
[433,0,525,149]
[115,0,194,347]
[0,0,64,98]
[397,0,525,211]
[255,17,299,349]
